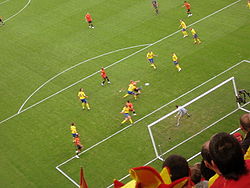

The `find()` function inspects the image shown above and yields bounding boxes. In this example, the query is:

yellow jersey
[128,84,136,92]
[147,52,155,59]
[172,54,178,61]
[122,106,130,114]
[78,91,86,99]
[191,28,196,35]
[70,125,77,134]
[180,21,187,29]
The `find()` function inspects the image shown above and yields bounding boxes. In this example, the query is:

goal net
[147,77,243,161]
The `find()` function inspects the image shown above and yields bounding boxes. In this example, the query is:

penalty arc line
[16,0,242,116]
[17,44,150,113]
[0,0,10,5]
[4,0,31,22]
[56,60,248,187]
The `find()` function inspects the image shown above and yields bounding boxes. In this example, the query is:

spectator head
[201,141,214,171]
[200,160,215,181]
[162,154,189,182]
[240,113,250,133]
[209,132,247,180]
[190,163,201,184]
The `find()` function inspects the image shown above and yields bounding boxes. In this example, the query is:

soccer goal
[147,77,249,161]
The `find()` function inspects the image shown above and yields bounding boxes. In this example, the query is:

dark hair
[162,154,189,182]
[201,141,212,163]
[200,160,215,180]
[176,105,179,108]
[190,163,201,184]
[240,113,250,132]
[209,132,247,180]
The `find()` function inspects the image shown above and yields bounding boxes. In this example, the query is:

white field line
[186,127,242,162]
[57,59,248,188]
[4,0,31,22]
[0,0,10,5]
[17,44,150,113]
[55,60,247,165]
[17,0,241,113]
[56,167,79,187]
[106,105,249,188]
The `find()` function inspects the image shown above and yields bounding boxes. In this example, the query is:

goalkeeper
[175,105,191,126]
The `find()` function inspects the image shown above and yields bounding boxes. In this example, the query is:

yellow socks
[176,65,182,72]
[151,64,156,69]
[123,94,129,98]
[182,31,188,37]
[86,103,90,110]
[121,119,127,124]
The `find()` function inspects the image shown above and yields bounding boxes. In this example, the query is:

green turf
[0,0,250,187]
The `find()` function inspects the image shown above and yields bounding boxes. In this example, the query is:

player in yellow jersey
[146,51,157,69]
[70,122,78,141]
[78,88,90,110]
[248,0,250,8]
[120,105,133,125]
[123,82,138,99]
[172,53,182,72]
[190,28,201,44]
[179,20,188,38]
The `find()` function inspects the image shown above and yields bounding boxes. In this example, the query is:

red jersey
[85,14,92,22]
[126,102,134,109]
[210,160,250,188]
[101,69,107,78]
[74,137,81,146]
[184,2,191,9]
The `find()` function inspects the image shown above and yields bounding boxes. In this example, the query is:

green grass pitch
[0,0,250,187]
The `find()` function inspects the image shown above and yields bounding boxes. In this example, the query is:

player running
[85,13,94,28]
[100,67,111,86]
[190,28,201,44]
[0,16,4,25]
[175,105,191,126]
[179,20,188,38]
[74,134,83,158]
[172,53,182,72]
[120,104,133,125]
[123,81,138,99]
[126,100,136,116]
[182,1,192,17]
[70,122,78,142]
[146,51,157,69]
[152,0,159,14]
[78,88,90,110]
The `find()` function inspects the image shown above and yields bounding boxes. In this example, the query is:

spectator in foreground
[208,132,250,187]
[240,113,250,153]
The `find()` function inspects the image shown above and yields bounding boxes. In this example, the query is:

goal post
[147,76,240,161]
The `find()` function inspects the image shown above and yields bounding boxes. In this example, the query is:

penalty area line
[106,104,249,188]
[57,60,248,187]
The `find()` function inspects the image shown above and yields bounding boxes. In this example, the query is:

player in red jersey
[183,1,192,17]
[85,13,94,28]
[74,134,83,158]
[100,67,111,86]
[126,100,136,116]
